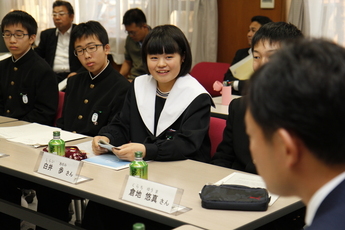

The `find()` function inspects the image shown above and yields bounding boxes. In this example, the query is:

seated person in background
[211,22,304,230]
[119,8,150,80]
[0,10,58,230]
[35,0,83,82]
[224,15,272,95]
[245,38,345,229]
[0,11,58,126]
[56,21,130,137]
[82,24,213,230]
[211,21,303,173]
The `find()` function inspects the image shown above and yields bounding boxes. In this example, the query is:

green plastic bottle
[48,131,65,156]
[133,222,145,230]
[130,151,148,179]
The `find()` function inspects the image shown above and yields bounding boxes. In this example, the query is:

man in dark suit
[245,38,345,229]
[35,0,82,82]
[224,16,272,95]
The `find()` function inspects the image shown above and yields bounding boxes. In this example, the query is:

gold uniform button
[72,131,76,133]
[8,95,12,99]
[14,67,18,71]
[78,115,83,119]
[6,110,10,113]
[84,99,88,104]
[90,84,94,89]
[11,81,14,85]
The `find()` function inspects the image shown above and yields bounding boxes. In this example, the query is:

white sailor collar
[134,74,210,136]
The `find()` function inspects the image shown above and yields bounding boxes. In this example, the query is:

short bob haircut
[247,38,345,165]
[71,21,109,48]
[1,10,37,36]
[251,22,303,52]
[53,0,74,15]
[141,24,192,78]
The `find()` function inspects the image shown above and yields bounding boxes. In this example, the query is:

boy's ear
[29,34,36,45]
[104,44,110,55]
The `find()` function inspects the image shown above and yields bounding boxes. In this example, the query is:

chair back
[190,62,230,97]
[54,91,65,126]
[209,116,226,158]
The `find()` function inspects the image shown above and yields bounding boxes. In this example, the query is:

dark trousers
[82,200,171,230]
[0,173,71,230]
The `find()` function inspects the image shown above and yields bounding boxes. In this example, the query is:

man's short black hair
[122,8,147,27]
[251,16,272,26]
[247,38,345,165]
[71,20,109,47]
[251,22,303,51]
[141,24,192,78]
[1,10,37,36]
[53,0,74,15]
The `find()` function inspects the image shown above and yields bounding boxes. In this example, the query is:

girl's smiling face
[147,52,183,92]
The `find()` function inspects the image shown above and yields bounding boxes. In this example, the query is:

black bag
[199,184,270,211]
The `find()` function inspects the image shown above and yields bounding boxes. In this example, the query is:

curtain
[288,0,345,47]
[0,0,218,66]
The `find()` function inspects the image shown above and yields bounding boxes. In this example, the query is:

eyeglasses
[126,30,137,36]
[2,32,29,39]
[52,12,69,17]
[74,44,104,56]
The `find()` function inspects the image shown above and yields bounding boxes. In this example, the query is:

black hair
[251,16,272,26]
[1,10,37,36]
[53,0,74,15]
[247,38,345,165]
[251,22,303,51]
[71,21,109,47]
[122,8,147,27]
[141,24,192,77]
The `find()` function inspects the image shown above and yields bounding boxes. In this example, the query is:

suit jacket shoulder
[308,179,345,229]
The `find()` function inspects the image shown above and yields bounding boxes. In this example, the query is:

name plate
[36,151,84,184]
[121,175,184,214]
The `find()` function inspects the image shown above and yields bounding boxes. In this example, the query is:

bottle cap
[53,131,60,136]
[134,151,143,158]
[133,223,145,230]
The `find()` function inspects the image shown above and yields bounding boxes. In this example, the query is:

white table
[211,95,241,118]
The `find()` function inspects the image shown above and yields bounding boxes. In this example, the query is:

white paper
[229,55,254,80]
[0,123,86,146]
[0,52,11,61]
[214,172,279,206]
[58,78,68,91]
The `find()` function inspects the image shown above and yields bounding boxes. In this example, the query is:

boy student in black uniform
[212,22,305,230]
[0,11,58,125]
[0,10,58,230]
[56,21,130,136]
[224,15,272,95]
[82,24,213,229]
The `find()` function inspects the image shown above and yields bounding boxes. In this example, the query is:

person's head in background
[247,16,272,46]
[71,21,110,76]
[251,21,303,71]
[1,10,37,60]
[141,24,192,92]
[123,8,149,43]
[52,0,74,34]
[245,38,345,201]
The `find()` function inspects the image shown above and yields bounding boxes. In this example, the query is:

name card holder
[35,151,92,184]
[120,175,191,215]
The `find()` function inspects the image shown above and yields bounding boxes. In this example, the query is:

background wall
[217,0,287,63]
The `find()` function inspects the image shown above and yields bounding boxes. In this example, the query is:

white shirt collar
[305,171,345,226]
[134,74,210,136]
[55,25,73,36]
